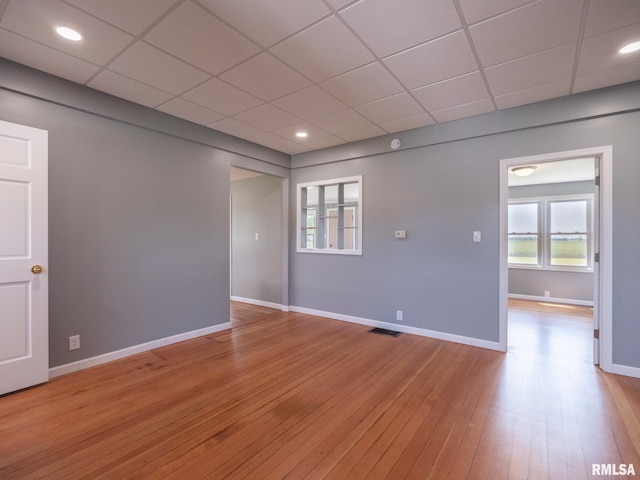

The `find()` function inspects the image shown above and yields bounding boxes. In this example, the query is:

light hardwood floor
[1,300,639,479]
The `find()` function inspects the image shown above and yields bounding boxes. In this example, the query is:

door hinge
[595,252,600,263]
[594,329,600,339]
[595,175,600,186]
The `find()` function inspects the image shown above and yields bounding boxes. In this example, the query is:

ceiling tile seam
[452,0,497,111]
[76,0,193,87]
[193,0,334,51]
[569,0,591,95]
[464,0,543,28]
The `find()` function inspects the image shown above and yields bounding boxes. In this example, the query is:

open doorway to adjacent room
[230,167,288,324]
[500,146,613,371]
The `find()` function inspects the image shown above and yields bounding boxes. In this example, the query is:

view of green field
[508,237,587,266]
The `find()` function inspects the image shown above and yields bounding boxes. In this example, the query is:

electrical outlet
[69,335,80,350]
[396,310,403,321]
[544,291,550,298]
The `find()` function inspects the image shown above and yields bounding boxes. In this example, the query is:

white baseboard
[231,296,289,311]
[289,306,502,352]
[49,322,232,379]
[508,293,594,307]
[610,363,640,379]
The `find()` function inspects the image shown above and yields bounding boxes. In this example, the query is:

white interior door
[0,120,48,395]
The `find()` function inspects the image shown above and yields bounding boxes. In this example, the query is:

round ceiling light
[512,165,537,177]
[619,41,640,54]
[55,26,83,41]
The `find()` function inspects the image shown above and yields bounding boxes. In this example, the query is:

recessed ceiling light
[55,26,83,41]
[296,132,308,138]
[619,41,640,54]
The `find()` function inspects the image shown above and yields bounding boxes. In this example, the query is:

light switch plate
[395,230,406,239]
[473,231,481,242]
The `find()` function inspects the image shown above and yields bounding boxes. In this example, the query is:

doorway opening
[229,167,289,323]
[499,146,613,371]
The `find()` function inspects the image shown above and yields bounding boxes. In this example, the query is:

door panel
[0,120,48,395]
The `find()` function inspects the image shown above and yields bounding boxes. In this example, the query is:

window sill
[297,248,362,256]
[508,265,593,273]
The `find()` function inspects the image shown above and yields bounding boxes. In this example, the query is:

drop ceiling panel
[574,61,640,93]
[310,109,375,135]
[108,42,210,95]
[62,0,180,36]
[156,98,225,125]
[1,0,134,64]
[320,62,405,107]
[577,24,640,75]
[143,1,260,75]
[88,70,173,107]
[272,123,332,142]
[584,0,640,37]
[339,125,387,142]
[457,0,535,24]
[384,31,478,89]
[470,0,583,67]
[485,43,576,96]
[234,104,300,131]
[270,16,375,82]
[495,80,570,109]
[339,0,461,58]
[220,53,312,101]
[412,71,490,112]
[355,92,425,125]
[431,99,495,123]
[181,78,263,116]
[208,117,265,139]
[0,29,100,83]
[381,114,435,133]
[195,0,331,47]
[272,86,347,120]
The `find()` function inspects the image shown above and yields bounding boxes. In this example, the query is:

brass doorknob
[31,265,43,274]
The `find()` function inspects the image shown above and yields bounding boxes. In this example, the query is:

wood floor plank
[1,299,639,480]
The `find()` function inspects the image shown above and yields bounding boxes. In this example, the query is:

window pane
[305,186,318,206]
[508,203,538,233]
[508,234,539,264]
[550,200,586,233]
[344,182,359,202]
[551,234,588,266]
[550,200,588,266]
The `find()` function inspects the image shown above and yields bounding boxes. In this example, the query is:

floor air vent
[369,327,401,337]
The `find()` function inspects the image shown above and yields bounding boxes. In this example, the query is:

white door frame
[499,146,613,372]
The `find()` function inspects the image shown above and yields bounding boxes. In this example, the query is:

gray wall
[231,175,284,305]
[291,81,640,369]
[509,180,595,302]
[0,59,287,367]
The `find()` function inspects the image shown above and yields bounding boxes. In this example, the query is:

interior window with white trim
[297,176,362,255]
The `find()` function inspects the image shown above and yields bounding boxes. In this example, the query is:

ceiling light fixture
[296,132,308,138]
[512,165,537,177]
[619,41,640,54]
[55,26,83,41]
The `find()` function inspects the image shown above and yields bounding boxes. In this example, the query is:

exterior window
[549,200,589,267]
[508,195,592,270]
[508,202,540,265]
[297,176,362,255]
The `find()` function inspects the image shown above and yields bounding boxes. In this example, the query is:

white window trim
[296,175,363,255]
[508,193,594,272]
